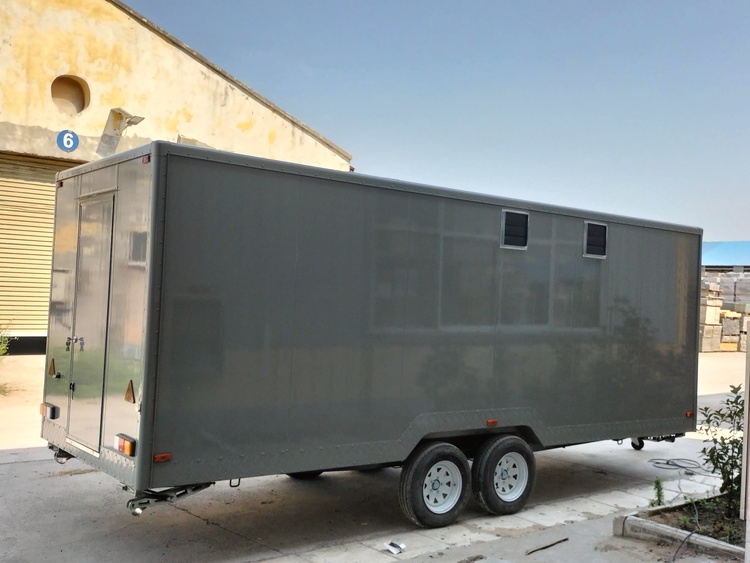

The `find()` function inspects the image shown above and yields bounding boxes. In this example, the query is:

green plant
[649,477,665,507]
[696,496,717,511]
[0,324,12,356]
[676,515,695,531]
[699,384,744,518]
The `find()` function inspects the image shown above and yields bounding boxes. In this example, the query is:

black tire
[398,442,471,528]
[286,470,324,480]
[472,435,535,516]
[631,438,645,450]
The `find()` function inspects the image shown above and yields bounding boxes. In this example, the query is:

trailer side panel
[143,148,699,488]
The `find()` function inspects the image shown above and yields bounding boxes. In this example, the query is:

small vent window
[502,211,528,249]
[129,231,147,265]
[584,222,607,258]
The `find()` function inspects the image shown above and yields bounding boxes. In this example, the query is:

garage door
[0,153,80,337]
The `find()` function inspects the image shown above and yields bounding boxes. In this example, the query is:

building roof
[702,241,750,266]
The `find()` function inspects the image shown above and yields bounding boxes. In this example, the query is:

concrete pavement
[0,352,746,562]
[0,354,46,450]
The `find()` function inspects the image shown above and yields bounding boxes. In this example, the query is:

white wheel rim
[494,452,528,502]
[422,460,463,514]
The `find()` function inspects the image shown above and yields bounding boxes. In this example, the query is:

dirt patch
[0,383,25,397]
[51,468,100,477]
[648,496,745,548]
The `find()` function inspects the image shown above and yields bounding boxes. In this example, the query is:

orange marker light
[40,402,59,419]
[486,419,498,427]
[115,434,136,457]
[686,411,694,418]
[153,453,172,463]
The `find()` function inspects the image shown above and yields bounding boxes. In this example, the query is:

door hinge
[69,382,76,393]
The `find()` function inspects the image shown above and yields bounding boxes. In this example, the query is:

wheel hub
[422,460,463,514]
[493,452,529,502]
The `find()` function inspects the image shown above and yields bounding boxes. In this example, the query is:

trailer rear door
[65,194,115,453]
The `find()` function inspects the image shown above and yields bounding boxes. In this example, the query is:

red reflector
[142,154,151,164]
[153,453,172,463]
[686,411,694,418]
[486,419,498,427]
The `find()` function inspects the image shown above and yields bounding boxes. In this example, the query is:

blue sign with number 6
[57,130,79,152]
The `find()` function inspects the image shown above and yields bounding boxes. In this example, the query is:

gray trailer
[41,141,701,528]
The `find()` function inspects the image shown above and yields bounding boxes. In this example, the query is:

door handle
[66,336,85,352]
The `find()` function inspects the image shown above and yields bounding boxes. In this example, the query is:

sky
[124,0,748,241]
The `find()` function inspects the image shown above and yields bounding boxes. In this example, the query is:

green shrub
[649,477,665,507]
[0,324,12,356]
[699,384,744,518]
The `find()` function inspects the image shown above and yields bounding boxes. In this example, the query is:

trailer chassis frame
[126,482,214,515]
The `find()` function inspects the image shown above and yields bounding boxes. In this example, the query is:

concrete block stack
[735,277,750,304]
[699,279,723,352]
[720,276,737,303]
[720,272,750,304]
[699,325,721,352]
[721,313,741,345]
[721,273,750,352]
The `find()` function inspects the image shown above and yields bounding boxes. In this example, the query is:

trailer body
[42,142,701,524]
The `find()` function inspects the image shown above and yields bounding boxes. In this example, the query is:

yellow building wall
[0,0,351,170]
